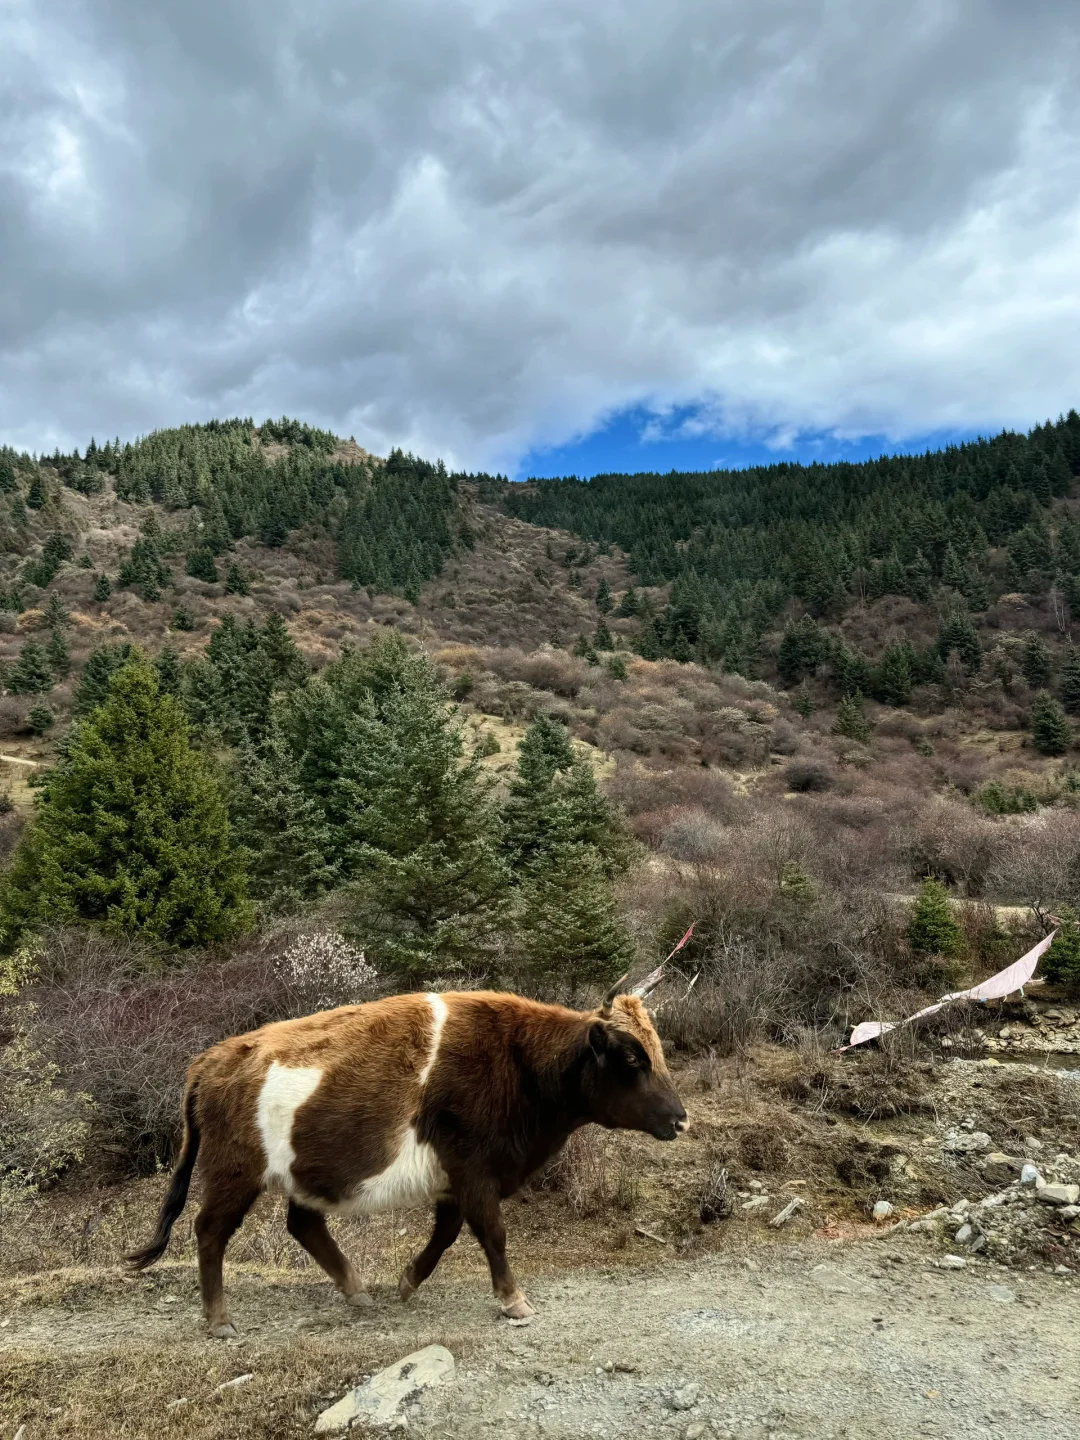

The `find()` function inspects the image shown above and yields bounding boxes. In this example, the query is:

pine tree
[229,731,337,913]
[93,574,111,602]
[872,641,914,705]
[908,878,961,957]
[154,645,182,698]
[595,577,613,614]
[73,643,136,714]
[345,671,510,976]
[45,628,70,678]
[0,459,16,493]
[1021,632,1053,688]
[594,618,614,651]
[903,549,933,602]
[27,704,53,736]
[44,594,70,630]
[936,612,982,673]
[1031,691,1072,756]
[224,563,250,596]
[1060,648,1080,715]
[7,642,54,694]
[1042,906,1080,993]
[833,691,871,744]
[0,658,251,949]
[26,475,46,509]
[615,586,639,617]
[186,548,219,583]
[516,842,631,994]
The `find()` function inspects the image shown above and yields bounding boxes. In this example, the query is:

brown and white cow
[127,971,687,1335]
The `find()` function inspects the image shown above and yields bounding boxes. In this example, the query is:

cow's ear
[588,1021,612,1061]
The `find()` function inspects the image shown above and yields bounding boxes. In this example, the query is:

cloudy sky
[3,0,1079,475]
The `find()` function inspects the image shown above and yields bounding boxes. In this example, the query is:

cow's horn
[599,972,630,1016]
[630,963,666,1000]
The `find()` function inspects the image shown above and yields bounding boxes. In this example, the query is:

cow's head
[580,974,688,1141]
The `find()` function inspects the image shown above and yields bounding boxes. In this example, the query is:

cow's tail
[126,1080,201,1271]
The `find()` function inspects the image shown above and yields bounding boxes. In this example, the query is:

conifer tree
[0,459,15,493]
[224,562,250,596]
[936,612,982,673]
[7,642,54,694]
[154,645,182,698]
[73,643,135,714]
[0,658,251,948]
[1031,691,1072,756]
[93,574,111,602]
[44,594,70,630]
[1042,906,1080,993]
[595,576,613,613]
[615,586,639,617]
[908,878,961,957]
[594,617,614,651]
[833,691,871,744]
[872,641,914,705]
[186,548,219,583]
[45,627,70,679]
[26,475,46,509]
[229,730,337,913]
[516,841,631,994]
[1060,648,1080,715]
[1021,632,1053,688]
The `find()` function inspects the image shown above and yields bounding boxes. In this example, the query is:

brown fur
[128,988,686,1334]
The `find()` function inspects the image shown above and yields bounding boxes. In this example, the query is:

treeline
[0,419,463,600]
[504,413,1080,674]
[0,632,632,986]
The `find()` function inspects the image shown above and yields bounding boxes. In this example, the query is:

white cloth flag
[839,930,1057,1052]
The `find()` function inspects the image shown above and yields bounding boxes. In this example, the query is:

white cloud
[1,0,1079,469]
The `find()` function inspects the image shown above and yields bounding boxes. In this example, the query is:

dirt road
[2,1234,1076,1439]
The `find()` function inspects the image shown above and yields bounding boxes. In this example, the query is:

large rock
[1037,1183,1080,1207]
[979,1152,1022,1185]
[314,1346,456,1433]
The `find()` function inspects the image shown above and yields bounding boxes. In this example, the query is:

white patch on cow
[344,1128,449,1214]
[418,993,448,1087]
[256,1061,323,1191]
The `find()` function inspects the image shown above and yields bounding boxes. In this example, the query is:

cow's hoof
[208,1320,239,1339]
[500,1294,535,1321]
[398,1274,417,1303]
[345,1290,374,1308]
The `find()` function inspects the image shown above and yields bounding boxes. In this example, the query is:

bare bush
[907,797,1009,896]
[784,760,835,792]
[657,936,788,1055]
[550,1126,609,1216]
[659,808,730,862]
[696,1158,732,1223]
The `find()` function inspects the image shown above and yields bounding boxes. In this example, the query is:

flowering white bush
[279,933,378,1011]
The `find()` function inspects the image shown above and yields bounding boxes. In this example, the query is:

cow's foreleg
[286,1201,372,1307]
[399,1199,463,1301]
[196,1187,257,1338]
[463,1188,535,1319]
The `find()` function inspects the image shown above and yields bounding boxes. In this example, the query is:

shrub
[659,808,729,862]
[1041,907,1080,994]
[783,759,834,793]
[0,1026,93,1194]
[277,932,378,1012]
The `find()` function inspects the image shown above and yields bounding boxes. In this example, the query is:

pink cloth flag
[838,930,1058,1052]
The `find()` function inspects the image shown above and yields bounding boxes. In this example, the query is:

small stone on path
[315,1345,456,1433]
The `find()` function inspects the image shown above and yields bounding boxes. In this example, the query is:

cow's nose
[673,1106,689,1135]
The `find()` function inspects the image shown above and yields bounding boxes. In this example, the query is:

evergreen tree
[1042,907,1080,993]
[186,548,219,583]
[594,617,614,651]
[1060,648,1080,715]
[516,841,631,994]
[73,643,136,715]
[345,669,510,976]
[0,658,251,949]
[26,475,46,509]
[45,628,70,678]
[908,878,961,957]
[833,691,871,744]
[872,641,914,705]
[615,586,639,617]
[224,562,250,596]
[1031,691,1072,756]
[7,642,54,695]
[93,574,112,602]
[154,645,182,698]
[27,704,53,736]
[44,594,70,630]
[595,577,613,614]
[777,615,830,685]
[1021,631,1053,688]
[0,459,16,493]
[936,612,982,673]
[903,549,933,602]
[229,730,337,913]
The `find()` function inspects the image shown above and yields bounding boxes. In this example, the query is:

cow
[126,968,688,1336]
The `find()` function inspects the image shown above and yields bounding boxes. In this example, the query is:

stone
[1020,1164,1044,1187]
[685,1425,708,1440]
[944,1131,991,1155]
[810,1264,876,1295]
[740,1196,769,1212]
[987,1284,1015,1303]
[671,1384,700,1411]
[939,1254,967,1270]
[980,1153,1022,1184]
[954,1223,974,1245]
[872,1201,895,1221]
[1060,1205,1080,1220]
[314,1346,456,1433]
[1037,1183,1080,1206]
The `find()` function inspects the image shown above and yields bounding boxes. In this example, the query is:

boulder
[1037,1183,1080,1207]
[314,1346,456,1434]
[979,1153,1022,1185]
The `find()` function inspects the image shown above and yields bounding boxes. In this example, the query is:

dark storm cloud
[2,0,1079,467]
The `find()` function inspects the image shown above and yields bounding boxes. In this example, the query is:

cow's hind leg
[195,1187,258,1338]
[399,1199,463,1302]
[286,1201,372,1307]
[463,1189,534,1320]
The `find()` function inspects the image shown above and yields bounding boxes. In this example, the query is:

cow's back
[191,992,448,1213]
